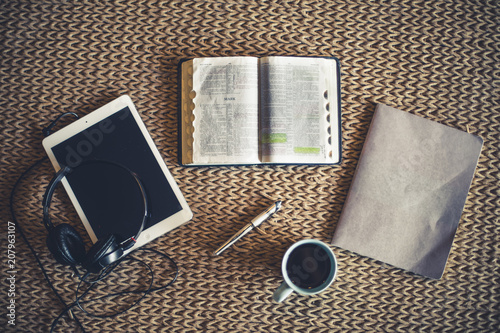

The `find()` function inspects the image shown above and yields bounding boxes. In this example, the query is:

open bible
[179,56,341,166]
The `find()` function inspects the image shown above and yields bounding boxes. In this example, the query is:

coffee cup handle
[272,281,294,303]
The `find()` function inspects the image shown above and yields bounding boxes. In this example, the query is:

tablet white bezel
[42,95,193,251]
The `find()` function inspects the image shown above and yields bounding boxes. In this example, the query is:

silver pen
[214,201,282,256]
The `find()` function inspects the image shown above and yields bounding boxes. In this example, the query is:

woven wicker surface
[1,0,499,332]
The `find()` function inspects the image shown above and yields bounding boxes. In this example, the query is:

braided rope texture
[1,0,498,332]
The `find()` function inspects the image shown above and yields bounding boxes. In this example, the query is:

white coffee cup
[273,239,338,302]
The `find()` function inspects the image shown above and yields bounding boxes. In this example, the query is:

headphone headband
[42,160,149,251]
[42,166,72,230]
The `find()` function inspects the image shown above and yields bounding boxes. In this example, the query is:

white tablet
[42,95,193,251]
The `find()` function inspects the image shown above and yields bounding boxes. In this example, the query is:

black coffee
[286,244,332,289]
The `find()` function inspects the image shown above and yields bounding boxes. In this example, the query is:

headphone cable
[9,157,86,332]
[10,113,179,332]
[11,155,180,332]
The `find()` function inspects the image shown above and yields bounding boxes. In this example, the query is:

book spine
[180,60,195,165]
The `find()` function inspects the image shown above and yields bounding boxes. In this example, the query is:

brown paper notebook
[331,104,483,279]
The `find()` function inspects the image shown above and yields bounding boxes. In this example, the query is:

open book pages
[185,57,260,165]
[179,56,341,166]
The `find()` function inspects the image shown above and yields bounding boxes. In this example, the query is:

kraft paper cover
[332,104,483,279]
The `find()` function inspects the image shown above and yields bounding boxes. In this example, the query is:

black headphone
[42,160,149,274]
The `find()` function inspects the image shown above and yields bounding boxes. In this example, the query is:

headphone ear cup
[83,234,123,274]
[46,224,86,267]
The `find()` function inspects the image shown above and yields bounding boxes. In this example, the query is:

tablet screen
[50,106,182,242]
